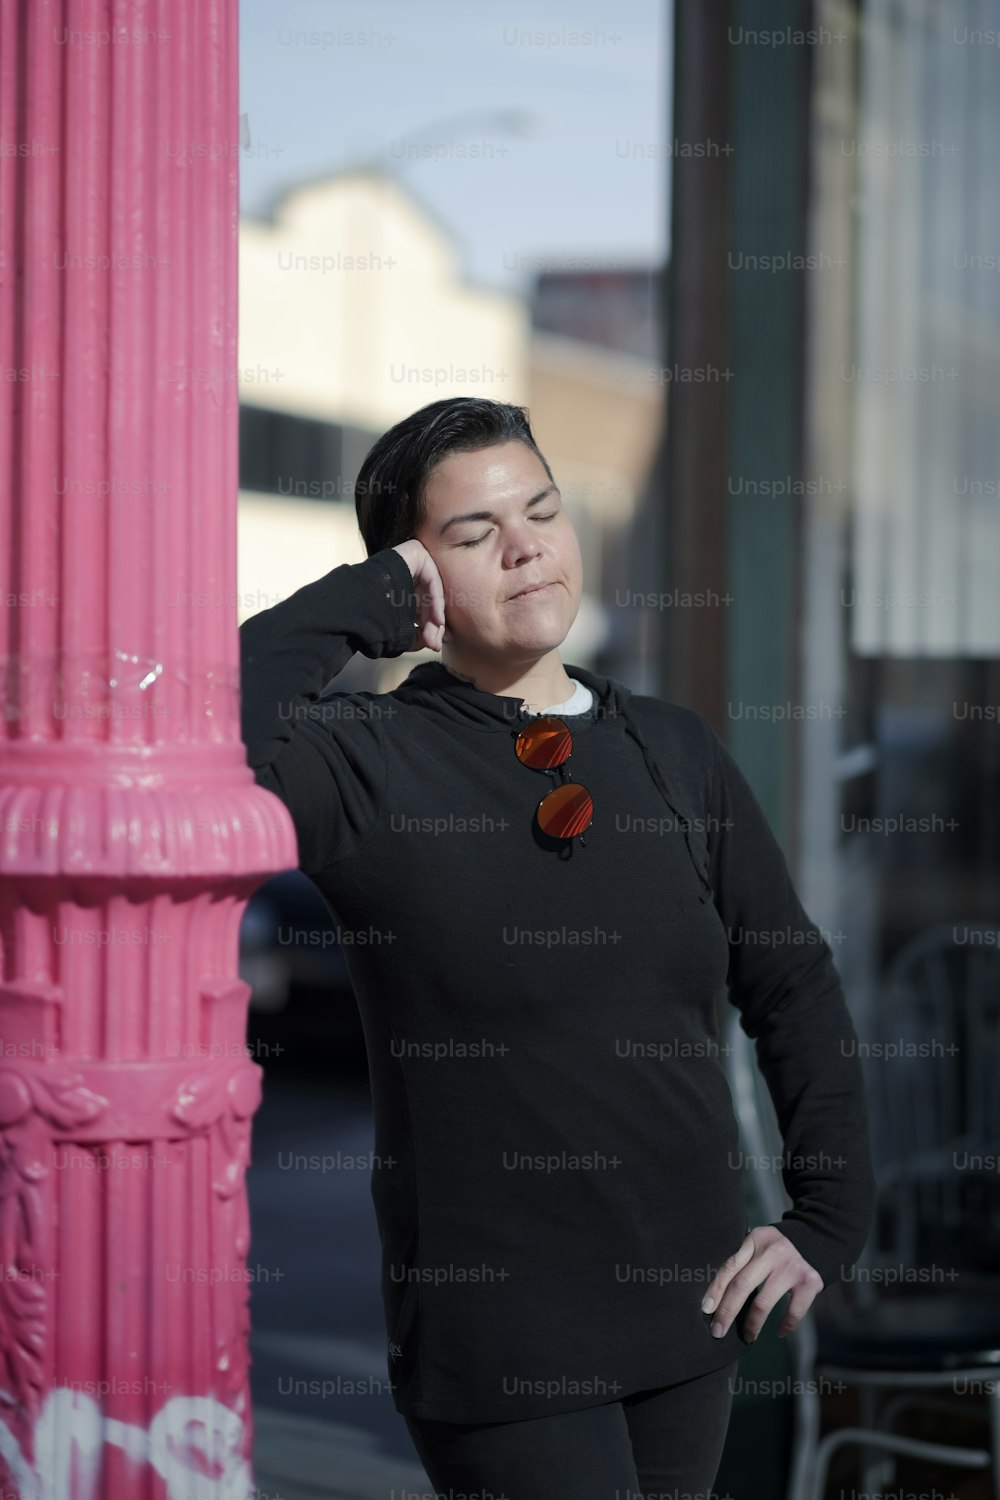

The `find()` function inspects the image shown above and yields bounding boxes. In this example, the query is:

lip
[508,581,554,601]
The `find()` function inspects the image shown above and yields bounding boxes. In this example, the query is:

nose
[501,517,544,570]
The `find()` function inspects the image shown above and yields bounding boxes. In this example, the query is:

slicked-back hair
[354,397,555,556]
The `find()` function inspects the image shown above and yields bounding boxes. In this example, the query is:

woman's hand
[392,539,447,653]
[701,1225,823,1342]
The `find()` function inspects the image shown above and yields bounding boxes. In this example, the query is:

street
[247,1064,429,1498]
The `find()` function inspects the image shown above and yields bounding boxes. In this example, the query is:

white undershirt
[523,677,594,717]
[440,661,594,717]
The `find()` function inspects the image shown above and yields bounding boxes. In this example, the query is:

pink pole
[0,2,297,1496]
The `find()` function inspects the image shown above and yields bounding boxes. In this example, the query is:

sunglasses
[513,715,594,845]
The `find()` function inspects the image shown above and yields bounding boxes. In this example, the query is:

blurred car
[238,870,368,1072]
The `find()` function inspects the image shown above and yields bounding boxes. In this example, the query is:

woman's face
[415,440,583,663]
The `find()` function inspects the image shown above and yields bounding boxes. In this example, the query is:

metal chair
[722,921,1000,1500]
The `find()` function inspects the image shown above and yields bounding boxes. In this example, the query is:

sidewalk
[252,1404,430,1500]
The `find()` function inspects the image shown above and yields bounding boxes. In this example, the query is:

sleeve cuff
[355,545,420,658]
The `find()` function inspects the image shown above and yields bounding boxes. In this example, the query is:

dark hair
[354,397,554,556]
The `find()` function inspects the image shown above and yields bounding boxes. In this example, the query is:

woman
[239,396,876,1498]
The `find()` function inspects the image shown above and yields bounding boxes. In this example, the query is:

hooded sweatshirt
[239,544,877,1424]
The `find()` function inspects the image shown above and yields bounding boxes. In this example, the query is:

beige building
[238,166,529,430]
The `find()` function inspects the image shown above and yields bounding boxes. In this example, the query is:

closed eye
[460,513,558,548]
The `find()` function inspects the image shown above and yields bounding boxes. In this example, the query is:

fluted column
[0,2,297,1496]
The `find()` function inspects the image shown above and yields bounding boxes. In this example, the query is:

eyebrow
[438,484,560,537]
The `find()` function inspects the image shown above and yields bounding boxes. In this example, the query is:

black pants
[403,1358,739,1500]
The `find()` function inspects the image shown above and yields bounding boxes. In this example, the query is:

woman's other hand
[700,1225,824,1342]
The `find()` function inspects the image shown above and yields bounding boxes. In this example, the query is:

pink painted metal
[0,2,298,1495]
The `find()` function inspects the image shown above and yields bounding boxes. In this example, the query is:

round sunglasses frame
[513,714,594,844]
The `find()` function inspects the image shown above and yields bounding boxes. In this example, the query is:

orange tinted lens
[537,781,594,840]
[514,715,572,770]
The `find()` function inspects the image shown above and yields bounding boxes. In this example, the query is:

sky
[238,0,671,295]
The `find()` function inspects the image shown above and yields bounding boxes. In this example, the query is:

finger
[414,554,441,625]
[702,1232,756,1319]
[708,1239,796,1339]
[776,1272,823,1338]
[734,1270,796,1343]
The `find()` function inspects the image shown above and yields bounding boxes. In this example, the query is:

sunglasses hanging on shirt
[514,715,593,846]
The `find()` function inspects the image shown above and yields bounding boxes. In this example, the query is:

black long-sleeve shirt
[239,544,877,1423]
